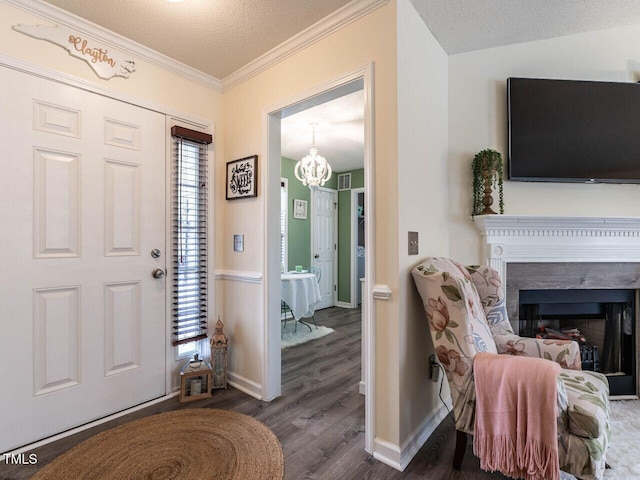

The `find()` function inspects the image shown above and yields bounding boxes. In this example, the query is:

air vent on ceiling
[337,173,351,191]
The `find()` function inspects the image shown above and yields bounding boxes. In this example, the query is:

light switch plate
[233,234,244,252]
[408,231,418,255]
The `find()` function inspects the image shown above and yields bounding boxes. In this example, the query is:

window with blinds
[171,126,212,347]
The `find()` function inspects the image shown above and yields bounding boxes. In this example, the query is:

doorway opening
[264,65,375,453]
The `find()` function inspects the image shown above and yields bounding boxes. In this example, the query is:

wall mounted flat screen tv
[508,77,640,183]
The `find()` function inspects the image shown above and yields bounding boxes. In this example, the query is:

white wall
[448,24,640,265]
[397,0,450,447]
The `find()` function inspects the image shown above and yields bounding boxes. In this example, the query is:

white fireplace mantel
[473,215,640,282]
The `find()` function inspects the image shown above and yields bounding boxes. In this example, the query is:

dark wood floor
[0,307,507,480]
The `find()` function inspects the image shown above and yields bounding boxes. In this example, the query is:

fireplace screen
[519,289,636,396]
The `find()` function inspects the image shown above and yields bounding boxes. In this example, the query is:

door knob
[152,268,166,279]
[314,254,320,258]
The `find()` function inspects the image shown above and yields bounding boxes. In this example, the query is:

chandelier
[294,125,332,190]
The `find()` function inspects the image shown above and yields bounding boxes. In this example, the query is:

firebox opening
[519,289,636,397]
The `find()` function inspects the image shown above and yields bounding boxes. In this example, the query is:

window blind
[171,126,212,346]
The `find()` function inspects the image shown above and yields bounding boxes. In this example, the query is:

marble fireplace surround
[474,215,640,333]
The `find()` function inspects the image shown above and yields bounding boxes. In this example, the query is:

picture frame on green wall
[293,199,307,219]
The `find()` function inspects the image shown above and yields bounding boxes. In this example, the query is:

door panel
[104,159,141,256]
[33,148,81,258]
[0,67,166,452]
[312,188,337,310]
[104,281,142,376]
[33,286,81,395]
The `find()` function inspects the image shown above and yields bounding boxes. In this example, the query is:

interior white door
[312,188,337,310]
[0,67,166,452]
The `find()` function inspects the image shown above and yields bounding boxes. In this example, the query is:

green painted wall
[323,170,338,190]
[337,169,364,304]
[282,157,310,270]
[282,158,363,304]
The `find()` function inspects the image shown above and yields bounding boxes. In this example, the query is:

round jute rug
[32,409,284,480]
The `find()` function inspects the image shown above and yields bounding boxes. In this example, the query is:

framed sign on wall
[293,199,307,219]
[226,155,257,200]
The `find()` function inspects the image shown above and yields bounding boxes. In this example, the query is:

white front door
[311,188,337,310]
[0,67,166,452]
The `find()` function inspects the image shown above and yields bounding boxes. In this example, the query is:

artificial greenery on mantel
[472,148,504,217]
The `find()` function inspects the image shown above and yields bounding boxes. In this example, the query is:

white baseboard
[336,301,356,309]
[373,438,403,470]
[227,371,263,399]
[373,403,450,471]
[399,403,450,470]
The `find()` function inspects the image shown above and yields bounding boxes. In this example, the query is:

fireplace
[518,288,636,396]
[474,215,640,398]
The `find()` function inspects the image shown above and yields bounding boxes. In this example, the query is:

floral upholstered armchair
[411,257,611,480]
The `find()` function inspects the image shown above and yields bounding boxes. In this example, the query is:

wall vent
[337,173,351,191]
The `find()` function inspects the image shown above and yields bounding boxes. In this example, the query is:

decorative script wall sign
[226,155,258,200]
[13,24,135,80]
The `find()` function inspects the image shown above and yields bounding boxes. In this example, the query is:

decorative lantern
[210,316,228,389]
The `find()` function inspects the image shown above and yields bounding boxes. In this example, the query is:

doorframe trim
[350,187,365,308]
[310,186,338,309]
[262,62,376,453]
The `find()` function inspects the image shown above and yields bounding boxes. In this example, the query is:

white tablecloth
[281,272,322,320]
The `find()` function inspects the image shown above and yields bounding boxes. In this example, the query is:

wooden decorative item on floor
[472,149,504,217]
[179,354,212,403]
[211,316,229,389]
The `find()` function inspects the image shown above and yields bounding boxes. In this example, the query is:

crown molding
[221,0,389,92]
[2,0,223,91]
[3,0,389,94]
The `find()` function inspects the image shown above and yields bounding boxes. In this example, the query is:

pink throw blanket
[473,352,561,480]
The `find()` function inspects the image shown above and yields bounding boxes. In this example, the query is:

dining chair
[281,299,295,332]
[309,266,321,282]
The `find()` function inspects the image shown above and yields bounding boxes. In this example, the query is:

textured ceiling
[410,0,640,55]
[37,0,640,173]
[42,0,353,79]
[40,0,640,78]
